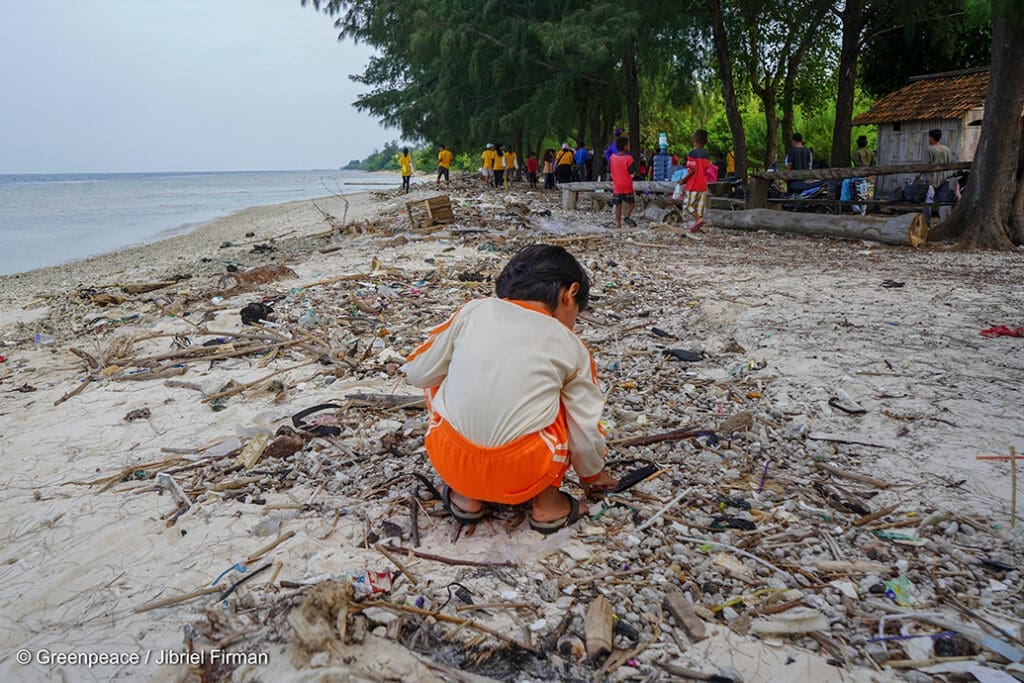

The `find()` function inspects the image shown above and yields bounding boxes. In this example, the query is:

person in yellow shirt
[504,146,518,187]
[481,144,495,186]
[398,147,413,194]
[437,144,453,187]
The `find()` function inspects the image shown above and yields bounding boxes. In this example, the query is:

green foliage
[859,0,991,97]
[308,0,991,174]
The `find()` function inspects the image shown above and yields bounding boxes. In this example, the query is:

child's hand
[582,470,618,499]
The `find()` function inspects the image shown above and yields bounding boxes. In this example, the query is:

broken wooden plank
[664,588,708,641]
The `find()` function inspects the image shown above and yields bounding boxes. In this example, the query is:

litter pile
[6,176,1023,682]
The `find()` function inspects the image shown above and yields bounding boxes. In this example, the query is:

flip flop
[442,486,487,525]
[529,492,584,535]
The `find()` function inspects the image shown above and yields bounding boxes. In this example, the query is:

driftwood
[584,595,614,658]
[706,209,929,247]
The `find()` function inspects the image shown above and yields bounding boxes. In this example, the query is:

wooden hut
[852,67,989,198]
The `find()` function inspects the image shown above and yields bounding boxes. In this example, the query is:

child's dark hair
[616,136,629,150]
[693,129,709,145]
[496,244,590,311]
[403,147,409,155]
[929,128,942,142]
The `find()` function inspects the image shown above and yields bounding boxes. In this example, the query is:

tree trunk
[514,127,524,161]
[710,0,748,178]
[587,94,603,160]
[831,0,867,168]
[763,91,780,166]
[623,47,641,166]
[708,208,928,246]
[1012,131,1024,244]
[932,13,1024,249]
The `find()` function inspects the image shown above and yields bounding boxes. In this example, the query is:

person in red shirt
[675,129,711,232]
[609,136,637,229]
[525,151,539,189]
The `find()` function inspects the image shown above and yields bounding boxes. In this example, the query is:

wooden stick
[245,530,297,564]
[454,602,534,613]
[300,271,376,289]
[381,544,515,567]
[813,461,891,489]
[54,376,93,406]
[975,455,1024,461]
[202,358,319,402]
[361,600,535,653]
[609,426,701,448]
[375,543,420,587]
[409,494,420,548]
[133,585,222,613]
[1012,446,1018,529]
[852,504,900,527]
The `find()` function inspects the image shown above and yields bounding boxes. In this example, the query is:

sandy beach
[1,179,1022,682]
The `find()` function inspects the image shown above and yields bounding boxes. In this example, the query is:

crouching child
[404,245,618,533]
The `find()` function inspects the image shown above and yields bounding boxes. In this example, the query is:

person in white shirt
[405,245,617,533]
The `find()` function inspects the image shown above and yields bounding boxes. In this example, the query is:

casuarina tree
[932,0,1024,248]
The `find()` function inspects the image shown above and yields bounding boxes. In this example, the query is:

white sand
[1,184,1022,681]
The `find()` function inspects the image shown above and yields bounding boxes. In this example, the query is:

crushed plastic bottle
[297,308,319,329]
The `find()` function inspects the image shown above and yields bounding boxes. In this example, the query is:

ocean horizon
[0,169,403,276]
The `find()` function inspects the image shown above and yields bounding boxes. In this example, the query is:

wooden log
[747,177,769,209]
[752,160,971,182]
[562,188,578,211]
[706,208,928,246]
[584,595,614,659]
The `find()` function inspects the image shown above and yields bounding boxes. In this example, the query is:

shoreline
[0,191,377,302]
[0,167,414,281]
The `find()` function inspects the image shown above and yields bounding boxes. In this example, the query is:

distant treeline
[344,141,479,173]
[310,0,990,174]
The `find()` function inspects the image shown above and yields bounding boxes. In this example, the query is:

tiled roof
[852,68,989,125]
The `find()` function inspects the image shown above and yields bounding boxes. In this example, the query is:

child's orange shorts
[425,404,570,505]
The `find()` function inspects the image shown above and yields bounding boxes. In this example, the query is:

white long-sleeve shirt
[404,298,606,479]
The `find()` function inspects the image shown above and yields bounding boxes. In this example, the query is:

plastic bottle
[297,309,319,329]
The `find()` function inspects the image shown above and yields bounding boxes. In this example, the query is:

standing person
[437,144,453,187]
[785,133,813,171]
[526,150,539,188]
[404,244,618,532]
[555,143,575,185]
[714,154,727,180]
[726,149,736,176]
[925,128,955,223]
[399,147,413,194]
[493,144,506,189]
[602,128,624,180]
[675,129,711,232]
[542,149,555,189]
[573,143,591,182]
[609,135,637,229]
[481,144,496,187]
[852,135,876,168]
[504,146,517,187]
[849,135,876,216]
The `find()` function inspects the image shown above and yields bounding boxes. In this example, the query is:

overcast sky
[0,1,398,173]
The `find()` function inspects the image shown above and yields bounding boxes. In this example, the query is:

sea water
[0,169,401,276]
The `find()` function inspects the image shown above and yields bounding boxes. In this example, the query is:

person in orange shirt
[405,245,618,533]
[436,144,453,187]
